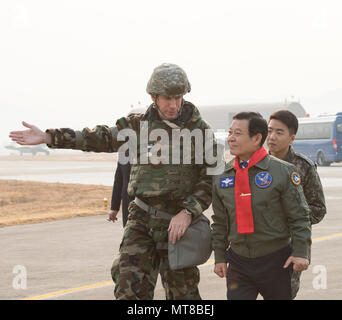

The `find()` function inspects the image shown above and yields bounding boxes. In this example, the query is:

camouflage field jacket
[46,101,218,218]
[283,146,326,225]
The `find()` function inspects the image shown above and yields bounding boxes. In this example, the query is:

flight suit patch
[291,172,301,185]
[220,177,235,188]
[255,171,272,188]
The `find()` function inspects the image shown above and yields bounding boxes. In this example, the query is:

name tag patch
[255,171,272,188]
[220,177,235,188]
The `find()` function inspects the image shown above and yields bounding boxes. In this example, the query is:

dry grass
[0,180,113,227]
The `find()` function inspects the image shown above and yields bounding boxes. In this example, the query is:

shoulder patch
[291,171,301,185]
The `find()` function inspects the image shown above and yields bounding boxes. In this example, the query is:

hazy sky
[1,0,342,148]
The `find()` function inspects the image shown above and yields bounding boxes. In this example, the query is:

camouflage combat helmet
[146,63,191,97]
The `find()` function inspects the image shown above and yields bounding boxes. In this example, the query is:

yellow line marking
[312,232,342,243]
[24,232,342,300]
[23,281,113,300]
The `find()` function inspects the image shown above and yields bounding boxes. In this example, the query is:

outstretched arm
[10,114,143,153]
[9,121,51,145]
[10,122,121,153]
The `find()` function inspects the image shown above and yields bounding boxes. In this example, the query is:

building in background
[198,101,307,132]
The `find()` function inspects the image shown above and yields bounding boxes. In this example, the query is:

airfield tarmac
[0,156,341,300]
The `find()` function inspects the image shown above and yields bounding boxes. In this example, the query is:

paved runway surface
[1,164,342,300]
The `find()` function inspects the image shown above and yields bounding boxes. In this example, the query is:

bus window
[296,122,332,140]
[318,123,332,139]
[337,123,342,133]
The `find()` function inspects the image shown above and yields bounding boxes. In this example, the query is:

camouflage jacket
[282,146,326,225]
[46,101,217,219]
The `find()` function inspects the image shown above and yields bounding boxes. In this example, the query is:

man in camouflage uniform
[9,63,217,300]
[267,110,327,298]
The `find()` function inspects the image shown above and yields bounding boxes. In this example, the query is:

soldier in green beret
[267,109,326,298]
[9,63,218,300]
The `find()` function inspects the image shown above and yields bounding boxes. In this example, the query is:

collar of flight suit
[225,154,271,173]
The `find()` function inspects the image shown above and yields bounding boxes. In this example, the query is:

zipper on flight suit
[245,235,252,258]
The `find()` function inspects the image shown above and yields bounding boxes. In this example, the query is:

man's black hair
[232,111,268,147]
[269,110,298,135]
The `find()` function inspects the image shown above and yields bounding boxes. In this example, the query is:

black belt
[134,197,174,220]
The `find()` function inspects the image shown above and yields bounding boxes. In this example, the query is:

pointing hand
[9,121,51,145]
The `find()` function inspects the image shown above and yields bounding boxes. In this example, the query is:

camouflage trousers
[111,203,201,300]
[291,270,301,299]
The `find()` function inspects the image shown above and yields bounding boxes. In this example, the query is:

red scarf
[233,146,268,234]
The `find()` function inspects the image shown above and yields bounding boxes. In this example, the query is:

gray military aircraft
[5,144,50,156]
